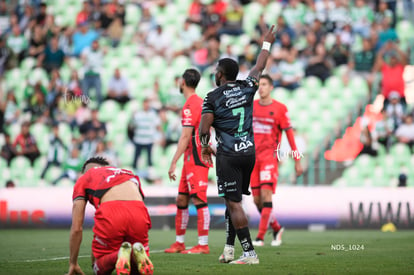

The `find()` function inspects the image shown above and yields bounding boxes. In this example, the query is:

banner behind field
[0,186,413,229]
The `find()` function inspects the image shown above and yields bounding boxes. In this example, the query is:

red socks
[176,206,189,237]
[93,251,118,275]
[196,204,210,244]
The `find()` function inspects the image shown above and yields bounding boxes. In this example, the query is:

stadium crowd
[0,0,413,187]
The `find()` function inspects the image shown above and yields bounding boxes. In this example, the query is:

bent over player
[165,69,212,254]
[251,74,303,247]
[199,26,276,264]
[66,157,153,275]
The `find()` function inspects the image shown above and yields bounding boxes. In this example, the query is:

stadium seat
[98,100,122,122]
[44,166,63,184]
[302,76,323,93]
[125,3,141,25]
[10,156,31,173]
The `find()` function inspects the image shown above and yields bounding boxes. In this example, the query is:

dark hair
[182,69,201,89]
[260,74,274,85]
[82,156,109,173]
[217,58,239,81]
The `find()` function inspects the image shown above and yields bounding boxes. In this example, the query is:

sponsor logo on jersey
[234,136,253,152]
[225,95,247,108]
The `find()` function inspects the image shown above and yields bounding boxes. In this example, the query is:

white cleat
[252,239,264,247]
[271,227,284,247]
[218,246,234,263]
[229,255,259,265]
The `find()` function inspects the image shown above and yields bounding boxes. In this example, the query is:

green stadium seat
[332,177,347,187]
[302,76,323,93]
[10,156,31,172]
[125,4,141,25]
[18,168,39,187]
[389,143,411,159]
[98,100,122,122]
[44,166,63,185]
[325,76,344,94]
[353,155,376,178]
[20,57,36,74]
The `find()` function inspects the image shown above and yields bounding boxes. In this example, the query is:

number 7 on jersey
[232,107,245,133]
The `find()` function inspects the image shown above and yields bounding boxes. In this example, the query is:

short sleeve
[182,104,196,127]
[201,92,214,114]
[245,76,259,89]
[280,104,292,130]
[72,173,88,201]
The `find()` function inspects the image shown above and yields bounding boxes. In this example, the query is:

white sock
[198,235,208,246]
[176,235,185,243]
[243,250,257,258]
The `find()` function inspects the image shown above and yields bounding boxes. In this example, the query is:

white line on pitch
[6,248,170,263]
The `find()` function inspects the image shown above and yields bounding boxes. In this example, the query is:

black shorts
[216,153,255,202]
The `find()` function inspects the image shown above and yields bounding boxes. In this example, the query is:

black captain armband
[200,133,210,148]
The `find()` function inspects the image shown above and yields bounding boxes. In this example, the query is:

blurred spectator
[58,27,74,56]
[175,19,201,57]
[282,0,307,34]
[200,2,221,38]
[54,91,81,126]
[79,108,106,139]
[95,139,119,167]
[305,43,333,83]
[76,1,92,26]
[351,0,374,38]
[329,34,350,66]
[129,98,161,170]
[35,2,48,26]
[1,133,16,166]
[13,121,40,165]
[6,25,28,64]
[337,23,354,47]
[375,1,393,25]
[137,2,157,34]
[38,36,65,73]
[272,32,295,61]
[192,36,220,73]
[107,17,123,47]
[25,87,49,123]
[19,5,34,32]
[81,39,104,105]
[277,50,304,91]
[236,59,250,80]
[159,108,181,151]
[163,76,185,111]
[377,18,398,48]
[273,15,295,44]
[374,109,394,151]
[385,91,404,131]
[145,24,172,60]
[0,36,16,76]
[6,180,15,188]
[52,146,82,185]
[28,24,46,59]
[395,115,414,153]
[373,41,407,106]
[46,69,64,105]
[188,0,204,24]
[40,123,66,179]
[106,68,130,105]
[402,0,414,23]
[72,22,99,57]
[67,70,83,96]
[218,0,244,37]
[3,91,20,126]
[97,2,115,33]
[359,126,378,157]
[74,102,92,128]
[80,129,98,160]
[345,38,376,92]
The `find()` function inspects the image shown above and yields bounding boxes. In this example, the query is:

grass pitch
[0,229,413,275]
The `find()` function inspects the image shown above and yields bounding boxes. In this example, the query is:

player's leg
[218,207,236,263]
[165,165,190,253]
[226,155,258,264]
[254,188,273,245]
[125,201,153,275]
[92,203,128,274]
[181,165,210,254]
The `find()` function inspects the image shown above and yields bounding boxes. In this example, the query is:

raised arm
[249,25,277,80]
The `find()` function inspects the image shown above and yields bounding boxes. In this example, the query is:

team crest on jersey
[183,109,191,116]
